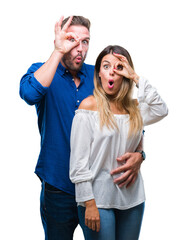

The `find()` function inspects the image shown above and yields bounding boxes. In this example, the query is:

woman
[70,45,168,240]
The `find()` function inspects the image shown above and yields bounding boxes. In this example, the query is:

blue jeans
[40,181,79,240]
[78,203,145,240]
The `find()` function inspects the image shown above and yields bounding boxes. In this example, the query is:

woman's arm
[138,77,168,126]
[113,52,168,125]
[70,111,94,202]
[85,199,100,232]
[69,106,100,232]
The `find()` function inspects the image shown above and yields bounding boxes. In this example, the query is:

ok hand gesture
[113,53,140,85]
[54,16,80,55]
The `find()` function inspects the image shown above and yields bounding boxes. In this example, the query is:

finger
[63,16,73,31]
[66,32,80,41]
[114,61,124,71]
[113,52,123,59]
[85,218,88,227]
[115,59,130,72]
[91,220,96,231]
[113,53,129,63]
[117,152,131,162]
[119,173,134,188]
[54,21,58,34]
[111,164,128,175]
[87,220,92,229]
[96,219,100,232]
[126,174,137,188]
[57,16,64,31]
[113,170,131,185]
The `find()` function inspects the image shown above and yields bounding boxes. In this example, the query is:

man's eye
[70,38,75,42]
[82,40,88,45]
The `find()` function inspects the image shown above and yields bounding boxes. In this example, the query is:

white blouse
[70,77,168,210]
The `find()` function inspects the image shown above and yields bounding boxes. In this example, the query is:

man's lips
[75,55,82,63]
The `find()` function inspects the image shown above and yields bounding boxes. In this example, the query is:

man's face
[62,25,90,72]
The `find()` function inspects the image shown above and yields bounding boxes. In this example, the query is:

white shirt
[70,77,168,210]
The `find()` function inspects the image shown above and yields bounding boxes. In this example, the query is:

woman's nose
[109,67,115,75]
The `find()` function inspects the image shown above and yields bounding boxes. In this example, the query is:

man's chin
[72,61,84,71]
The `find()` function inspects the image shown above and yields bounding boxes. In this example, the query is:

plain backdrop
[1,0,188,239]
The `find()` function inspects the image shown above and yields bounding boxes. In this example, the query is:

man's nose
[76,41,83,52]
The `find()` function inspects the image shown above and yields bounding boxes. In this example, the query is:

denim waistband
[44,181,62,191]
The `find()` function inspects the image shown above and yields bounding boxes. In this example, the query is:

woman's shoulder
[79,95,97,111]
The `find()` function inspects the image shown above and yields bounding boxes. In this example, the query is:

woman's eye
[103,65,109,69]
[117,64,123,70]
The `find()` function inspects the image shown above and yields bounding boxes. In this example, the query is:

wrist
[85,199,96,208]
[131,74,140,85]
[53,49,64,60]
[135,150,146,161]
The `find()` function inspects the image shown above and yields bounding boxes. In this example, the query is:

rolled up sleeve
[19,63,48,105]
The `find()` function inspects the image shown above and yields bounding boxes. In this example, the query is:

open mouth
[108,80,114,89]
[75,55,83,64]
[76,57,82,63]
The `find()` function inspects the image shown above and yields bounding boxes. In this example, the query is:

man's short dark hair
[61,16,91,31]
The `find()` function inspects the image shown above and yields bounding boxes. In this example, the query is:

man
[20,16,145,240]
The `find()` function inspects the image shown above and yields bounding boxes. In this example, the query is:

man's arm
[111,135,144,188]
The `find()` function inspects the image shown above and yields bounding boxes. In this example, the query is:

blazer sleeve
[70,110,95,203]
[138,77,168,126]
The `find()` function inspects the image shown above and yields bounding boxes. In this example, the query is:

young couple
[20,15,168,240]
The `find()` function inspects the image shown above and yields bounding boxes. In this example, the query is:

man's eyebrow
[80,37,90,40]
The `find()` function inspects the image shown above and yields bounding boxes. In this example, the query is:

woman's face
[99,54,124,97]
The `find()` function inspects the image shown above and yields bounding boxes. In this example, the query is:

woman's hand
[85,199,100,232]
[113,53,140,85]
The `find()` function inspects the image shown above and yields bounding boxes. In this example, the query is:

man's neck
[69,69,78,78]
[60,60,81,77]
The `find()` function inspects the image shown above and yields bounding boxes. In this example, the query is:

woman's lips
[108,80,114,89]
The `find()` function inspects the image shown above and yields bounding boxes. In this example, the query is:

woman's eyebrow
[102,60,110,64]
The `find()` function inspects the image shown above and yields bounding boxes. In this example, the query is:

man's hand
[54,16,80,55]
[111,152,143,188]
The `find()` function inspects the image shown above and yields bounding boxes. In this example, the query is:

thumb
[117,152,130,162]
